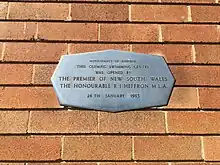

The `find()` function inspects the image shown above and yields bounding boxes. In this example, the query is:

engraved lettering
[60,83,71,88]
[59,76,70,81]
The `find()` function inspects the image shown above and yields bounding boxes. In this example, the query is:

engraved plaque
[51,50,175,112]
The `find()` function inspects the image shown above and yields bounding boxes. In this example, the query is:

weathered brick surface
[195,45,220,64]
[171,66,220,86]
[0,87,60,108]
[0,163,25,165]
[9,3,69,20]
[70,44,130,54]
[4,43,67,62]
[167,112,220,134]
[203,137,220,161]
[166,87,199,109]
[0,136,61,160]
[38,23,98,41]
[0,43,2,60]
[0,111,28,133]
[134,136,202,160]
[0,2,8,19]
[162,25,219,42]
[99,111,165,133]
[199,88,220,109]
[161,0,216,3]
[71,4,128,21]
[33,64,57,84]
[191,6,220,22]
[132,44,193,63]
[63,136,132,160]
[131,5,187,22]
[100,164,168,165]
[27,162,97,165]
[100,24,158,42]
[0,22,36,40]
[29,111,98,133]
[0,64,32,84]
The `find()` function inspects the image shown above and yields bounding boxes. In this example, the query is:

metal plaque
[51,50,175,112]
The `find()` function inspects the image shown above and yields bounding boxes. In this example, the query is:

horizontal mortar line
[1,84,220,88]
[0,160,213,163]
[0,0,220,6]
[0,108,220,111]
[0,40,220,45]
[0,19,220,24]
[2,61,220,66]
[0,133,220,136]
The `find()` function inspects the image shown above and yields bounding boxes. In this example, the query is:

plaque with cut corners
[51,50,175,112]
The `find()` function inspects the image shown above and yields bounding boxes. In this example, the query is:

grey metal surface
[51,50,175,112]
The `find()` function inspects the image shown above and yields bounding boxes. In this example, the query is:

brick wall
[0,0,220,164]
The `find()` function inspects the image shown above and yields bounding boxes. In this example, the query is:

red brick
[101,164,168,165]
[0,111,28,133]
[38,23,98,41]
[170,66,220,86]
[0,164,24,165]
[0,136,60,160]
[4,43,67,62]
[28,163,96,165]
[0,163,24,165]
[63,136,131,160]
[167,112,220,134]
[71,4,128,21]
[0,22,36,40]
[101,0,157,1]
[0,87,60,109]
[99,111,165,133]
[29,110,98,133]
[171,164,219,165]
[0,2,8,19]
[131,5,187,22]
[134,136,202,160]
[161,0,216,3]
[132,44,192,63]
[166,87,199,109]
[162,25,219,42]
[0,64,32,84]
[100,24,158,42]
[203,137,220,161]
[9,3,68,20]
[0,43,4,61]
[199,88,220,109]
[191,6,220,22]
[33,64,56,85]
[195,45,220,64]
[70,44,129,54]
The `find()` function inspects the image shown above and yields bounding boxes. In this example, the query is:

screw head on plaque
[51,50,175,112]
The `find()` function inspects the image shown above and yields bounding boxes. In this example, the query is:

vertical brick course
[9,3,69,20]
[0,136,61,160]
[29,111,98,133]
[99,111,165,133]
[38,23,98,41]
[4,43,67,62]
[100,24,159,42]
[63,136,132,160]
[0,111,28,133]
[71,4,129,21]
[131,5,188,22]
[134,136,202,160]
